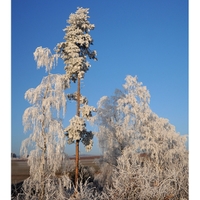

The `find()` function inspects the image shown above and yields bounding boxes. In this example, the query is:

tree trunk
[75,77,81,187]
[40,102,47,200]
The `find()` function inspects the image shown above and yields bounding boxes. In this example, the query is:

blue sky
[11,0,188,156]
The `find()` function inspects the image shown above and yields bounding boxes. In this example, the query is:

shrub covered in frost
[93,75,188,199]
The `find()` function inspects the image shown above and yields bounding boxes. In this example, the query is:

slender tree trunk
[40,88,48,199]
[40,107,47,200]
[75,77,81,187]
[40,138,46,200]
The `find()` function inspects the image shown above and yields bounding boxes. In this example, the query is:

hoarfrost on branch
[55,7,97,83]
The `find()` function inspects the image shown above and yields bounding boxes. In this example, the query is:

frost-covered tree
[94,75,151,166]
[20,47,73,199]
[56,7,97,186]
[94,75,188,199]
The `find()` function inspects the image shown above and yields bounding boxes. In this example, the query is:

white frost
[55,7,97,82]
[33,46,58,73]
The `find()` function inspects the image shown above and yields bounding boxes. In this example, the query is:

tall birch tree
[20,47,73,200]
[56,7,97,187]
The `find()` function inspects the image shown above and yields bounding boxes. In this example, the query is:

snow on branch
[33,46,58,73]
[65,115,86,141]
[80,104,96,120]
[55,7,97,83]
[24,74,67,118]
[64,114,95,151]
[67,92,88,104]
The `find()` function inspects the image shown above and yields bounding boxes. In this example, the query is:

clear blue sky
[11,0,188,156]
